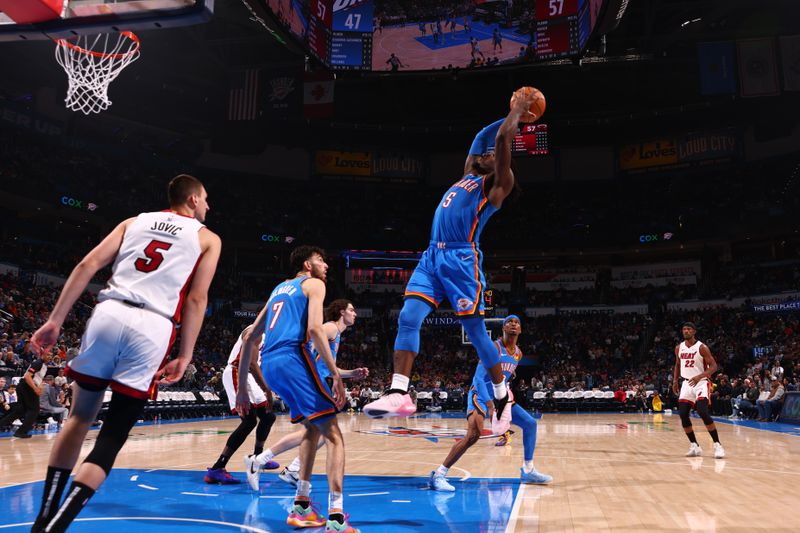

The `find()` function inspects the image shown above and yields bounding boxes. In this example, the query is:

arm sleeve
[469,118,506,155]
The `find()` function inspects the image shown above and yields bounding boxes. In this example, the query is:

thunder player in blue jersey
[236,246,359,533]
[250,300,368,487]
[429,315,552,490]
[364,89,538,436]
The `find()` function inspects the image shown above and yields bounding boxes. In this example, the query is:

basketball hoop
[54,31,140,115]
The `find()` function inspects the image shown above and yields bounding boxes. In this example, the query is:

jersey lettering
[441,191,457,208]
[134,240,172,273]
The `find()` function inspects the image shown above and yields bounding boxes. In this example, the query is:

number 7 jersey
[98,210,204,323]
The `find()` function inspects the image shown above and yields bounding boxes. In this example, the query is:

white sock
[435,464,449,477]
[296,479,311,499]
[523,461,534,474]
[328,491,343,513]
[492,380,508,400]
[257,449,275,465]
[289,456,301,472]
[391,373,410,392]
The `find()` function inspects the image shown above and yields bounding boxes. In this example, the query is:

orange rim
[56,31,140,59]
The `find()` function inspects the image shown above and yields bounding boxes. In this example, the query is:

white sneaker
[47,417,57,425]
[428,472,455,492]
[244,454,262,491]
[363,392,417,418]
[278,467,300,487]
[685,443,702,457]
[713,442,725,459]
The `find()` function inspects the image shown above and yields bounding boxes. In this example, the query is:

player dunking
[29,175,221,532]
[249,299,368,487]
[429,316,551,491]
[236,247,358,533]
[673,322,725,458]
[204,326,278,484]
[363,90,538,438]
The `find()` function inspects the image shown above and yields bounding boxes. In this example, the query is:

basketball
[511,86,546,123]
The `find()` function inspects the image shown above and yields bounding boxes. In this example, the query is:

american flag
[228,69,260,121]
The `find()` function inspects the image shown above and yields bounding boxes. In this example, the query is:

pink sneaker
[491,390,514,436]
[363,391,417,418]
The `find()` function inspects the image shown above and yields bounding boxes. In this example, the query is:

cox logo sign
[638,232,674,244]
[261,234,281,243]
[60,196,98,211]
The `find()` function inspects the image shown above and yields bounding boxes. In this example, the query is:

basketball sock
[391,374,410,392]
[35,466,71,526]
[257,449,275,465]
[491,380,508,401]
[686,431,698,444]
[523,460,534,474]
[328,491,344,519]
[289,456,302,472]
[294,479,311,510]
[435,465,449,477]
[211,453,230,470]
[43,481,95,532]
[708,429,720,443]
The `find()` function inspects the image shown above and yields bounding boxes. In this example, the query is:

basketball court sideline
[2,412,798,532]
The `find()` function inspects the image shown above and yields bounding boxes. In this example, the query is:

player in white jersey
[29,175,221,532]
[672,322,725,459]
[204,326,278,484]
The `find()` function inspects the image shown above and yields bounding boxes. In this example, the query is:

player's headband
[504,315,521,325]
[682,321,697,330]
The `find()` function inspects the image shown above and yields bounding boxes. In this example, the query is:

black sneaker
[13,432,32,439]
[493,393,510,419]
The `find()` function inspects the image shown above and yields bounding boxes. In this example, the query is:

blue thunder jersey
[260,276,310,358]
[309,327,341,379]
[471,339,522,394]
[430,175,498,244]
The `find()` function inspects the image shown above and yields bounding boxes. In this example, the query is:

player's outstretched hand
[157,357,189,386]
[331,374,347,410]
[30,320,61,355]
[351,367,369,379]
[236,388,251,416]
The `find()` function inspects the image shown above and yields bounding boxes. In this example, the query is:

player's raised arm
[31,218,133,353]
[160,228,222,384]
[488,91,535,208]
[463,118,505,176]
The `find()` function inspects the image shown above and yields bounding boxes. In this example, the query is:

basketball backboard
[0,0,214,41]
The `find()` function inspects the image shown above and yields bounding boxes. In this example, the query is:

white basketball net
[54,31,141,115]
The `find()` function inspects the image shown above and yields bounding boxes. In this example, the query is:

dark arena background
[1,1,799,532]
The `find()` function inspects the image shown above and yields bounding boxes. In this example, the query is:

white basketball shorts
[223,364,268,413]
[679,378,711,406]
[67,299,175,399]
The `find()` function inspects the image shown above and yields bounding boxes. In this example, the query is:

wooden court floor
[2,412,798,532]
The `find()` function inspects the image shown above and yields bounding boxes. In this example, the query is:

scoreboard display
[513,124,549,156]
[308,0,332,65]
[534,0,591,60]
[330,0,373,70]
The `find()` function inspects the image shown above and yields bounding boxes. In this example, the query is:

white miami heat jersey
[227,330,265,368]
[678,340,707,380]
[99,211,204,323]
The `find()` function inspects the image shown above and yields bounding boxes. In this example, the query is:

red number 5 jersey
[99,211,204,323]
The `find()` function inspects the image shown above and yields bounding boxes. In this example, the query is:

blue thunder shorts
[466,382,491,419]
[404,241,486,316]
[262,347,337,425]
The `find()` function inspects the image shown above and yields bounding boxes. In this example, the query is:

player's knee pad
[255,408,276,441]
[84,392,146,475]
[394,299,432,353]
[695,399,713,424]
[460,318,500,368]
[678,402,693,427]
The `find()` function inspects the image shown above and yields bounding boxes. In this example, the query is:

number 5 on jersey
[442,191,457,208]
[134,240,172,273]
[268,301,285,330]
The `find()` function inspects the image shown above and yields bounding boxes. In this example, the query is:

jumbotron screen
[261,0,606,71]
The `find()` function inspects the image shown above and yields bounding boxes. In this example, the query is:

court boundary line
[0,516,270,532]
